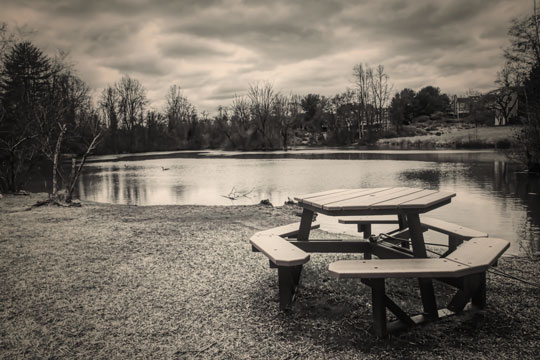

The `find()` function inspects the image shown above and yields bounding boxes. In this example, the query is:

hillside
[376,124,520,149]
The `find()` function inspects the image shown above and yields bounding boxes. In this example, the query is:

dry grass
[377,125,519,149]
[1,193,539,359]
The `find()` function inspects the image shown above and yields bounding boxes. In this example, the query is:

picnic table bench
[250,222,319,309]
[329,237,509,337]
[250,188,511,336]
[338,215,489,252]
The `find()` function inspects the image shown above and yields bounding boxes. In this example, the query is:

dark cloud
[101,57,171,77]
[0,0,531,113]
[158,40,232,59]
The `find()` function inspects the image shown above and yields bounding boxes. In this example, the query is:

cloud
[0,0,532,113]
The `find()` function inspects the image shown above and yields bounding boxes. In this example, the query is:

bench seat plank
[445,237,509,269]
[421,217,488,239]
[329,258,472,279]
[337,216,487,240]
[254,222,320,237]
[250,235,310,266]
[329,237,509,279]
[338,215,399,225]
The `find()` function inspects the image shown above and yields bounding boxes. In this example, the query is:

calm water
[26,149,539,255]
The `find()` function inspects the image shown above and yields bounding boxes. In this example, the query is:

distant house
[448,95,479,119]
[449,91,520,126]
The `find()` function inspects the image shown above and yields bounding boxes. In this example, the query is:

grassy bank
[1,193,539,359]
[376,125,520,149]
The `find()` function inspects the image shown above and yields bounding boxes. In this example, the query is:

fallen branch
[221,187,254,200]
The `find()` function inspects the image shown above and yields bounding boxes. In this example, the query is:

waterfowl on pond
[161,166,169,171]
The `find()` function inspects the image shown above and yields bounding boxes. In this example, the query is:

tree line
[1,5,539,196]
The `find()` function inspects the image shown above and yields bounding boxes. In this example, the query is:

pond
[31,149,540,255]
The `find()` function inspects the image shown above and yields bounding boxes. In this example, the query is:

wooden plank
[328,258,477,279]
[420,217,488,239]
[397,191,456,209]
[297,189,360,205]
[301,188,390,207]
[324,188,424,211]
[371,243,414,259]
[250,235,310,266]
[371,190,439,209]
[294,188,350,203]
[338,215,399,224]
[254,221,320,237]
[289,239,372,253]
[446,237,510,269]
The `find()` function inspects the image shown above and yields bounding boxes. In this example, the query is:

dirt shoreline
[1,193,539,359]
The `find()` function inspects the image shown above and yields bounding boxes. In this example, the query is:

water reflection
[49,150,540,255]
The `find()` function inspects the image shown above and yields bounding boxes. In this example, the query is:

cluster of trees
[502,3,540,171]
[388,86,451,134]
[0,30,101,199]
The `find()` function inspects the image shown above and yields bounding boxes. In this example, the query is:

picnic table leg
[297,209,314,241]
[370,278,388,338]
[397,214,410,249]
[407,213,439,319]
[277,265,303,310]
[358,223,372,238]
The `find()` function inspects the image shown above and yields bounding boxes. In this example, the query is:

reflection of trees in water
[77,166,148,205]
[399,168,443,188]
[461,161,540,253]
[398,160,540,253]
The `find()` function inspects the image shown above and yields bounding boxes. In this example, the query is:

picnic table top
[294,187,456,215]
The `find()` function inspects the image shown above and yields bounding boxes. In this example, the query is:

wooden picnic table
[293,187,457,320]
[251,187,509,337]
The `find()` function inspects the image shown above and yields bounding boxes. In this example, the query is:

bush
[495,139,512,149]
[401,125,417,137]
[380,129,398,138]
[413,115,430,123]
[455,139,491,149]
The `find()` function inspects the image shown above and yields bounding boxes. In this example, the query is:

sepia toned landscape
[1,1,540,359]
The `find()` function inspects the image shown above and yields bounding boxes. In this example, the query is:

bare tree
[116,75,147,131]
[248,81,278,149]
[230,94,251,133]
[99,86,118,130]
[371,65,392,130]
[490,64,520,125]
[353,63,391,141]
[274,93,300,150]
[504,3,540,77]
[165,85,194,136]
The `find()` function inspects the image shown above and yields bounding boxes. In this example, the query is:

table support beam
[297,209,314,241]
[407,213,439,319]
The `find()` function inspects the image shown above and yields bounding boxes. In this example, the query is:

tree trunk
[67,132,102,202]
[50,125,67,199]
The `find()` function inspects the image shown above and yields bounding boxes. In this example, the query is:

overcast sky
[1,0,532,114]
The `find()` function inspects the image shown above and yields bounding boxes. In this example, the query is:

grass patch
[1,193,539,359]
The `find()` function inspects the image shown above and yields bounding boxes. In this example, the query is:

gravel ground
[1,193,539,359]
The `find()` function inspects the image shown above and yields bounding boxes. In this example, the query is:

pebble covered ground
[1,193,539,359]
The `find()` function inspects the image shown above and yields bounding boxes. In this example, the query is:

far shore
[375,125,519,149]
[1,192,539,359]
